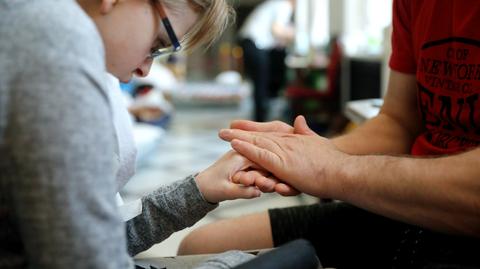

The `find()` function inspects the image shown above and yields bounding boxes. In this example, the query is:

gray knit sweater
[0,1,252,268]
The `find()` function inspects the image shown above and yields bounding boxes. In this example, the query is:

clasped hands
[208,116,349,204]
[195,116,347,203]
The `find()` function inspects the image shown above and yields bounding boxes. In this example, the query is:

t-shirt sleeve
[389,0,417,74]
[8,64,133,269]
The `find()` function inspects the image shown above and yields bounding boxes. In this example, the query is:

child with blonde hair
[0,1,266,268]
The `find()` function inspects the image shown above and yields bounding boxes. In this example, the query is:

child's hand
[195,150,263,204]
[232,170,300,197]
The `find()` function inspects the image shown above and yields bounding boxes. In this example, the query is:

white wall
[342,0,393,56]
[294,0,329,56]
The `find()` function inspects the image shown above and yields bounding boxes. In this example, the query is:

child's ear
[99,0,118,14]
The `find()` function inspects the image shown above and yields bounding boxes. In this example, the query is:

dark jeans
[239,38,286,122]
[269,202,480,269]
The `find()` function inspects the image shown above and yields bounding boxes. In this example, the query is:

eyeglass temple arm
[154,2,181,51]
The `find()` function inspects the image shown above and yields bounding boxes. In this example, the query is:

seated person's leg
[178,211,274,255]
[270,202,411,268]
[180,202,411,269]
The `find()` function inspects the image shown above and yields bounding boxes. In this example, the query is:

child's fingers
[232,171,251,185]
[228,184,261,199]
[275,183,301,196]
[232,170,269,186]
[232,170,256,186]
[239,171,282,193]
[254,176,277,193]
[233,170,289,194]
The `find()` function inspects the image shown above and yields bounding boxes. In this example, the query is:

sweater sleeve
[126,175,218,255]
[193,251,255,269]
[8,64,133,269]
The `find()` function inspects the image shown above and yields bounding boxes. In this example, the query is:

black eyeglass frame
[149,0,182,59]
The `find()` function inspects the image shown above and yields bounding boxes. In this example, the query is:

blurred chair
[285,37,344,135]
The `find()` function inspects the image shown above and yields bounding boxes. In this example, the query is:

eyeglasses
[149,0,182,59]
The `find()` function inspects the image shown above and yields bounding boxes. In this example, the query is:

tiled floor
[121,99,318,258]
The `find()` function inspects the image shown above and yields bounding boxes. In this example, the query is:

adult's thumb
[293,116,316,135]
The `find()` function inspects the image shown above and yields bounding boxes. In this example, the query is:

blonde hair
[163,0,235,52]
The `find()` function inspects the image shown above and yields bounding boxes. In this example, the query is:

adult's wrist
[327,154,362,201]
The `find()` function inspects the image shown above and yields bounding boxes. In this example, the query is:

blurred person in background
[238,0,296,122]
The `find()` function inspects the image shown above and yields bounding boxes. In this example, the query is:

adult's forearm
[333,70,420,156]
[332,113,416,155]
[333,149,480,237]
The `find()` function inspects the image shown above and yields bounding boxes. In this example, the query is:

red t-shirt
[389,0,480,156]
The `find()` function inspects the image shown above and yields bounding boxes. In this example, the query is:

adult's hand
[219,119,349,198]
[229,116,316,136]
[227,116,314,196]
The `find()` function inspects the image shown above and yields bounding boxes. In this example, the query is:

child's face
[93,0,199,82]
